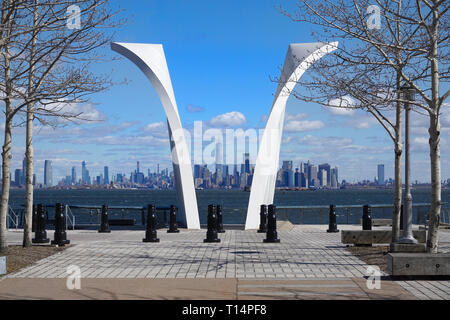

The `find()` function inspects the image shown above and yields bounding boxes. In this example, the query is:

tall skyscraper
[194,164,201,179]
[330,167,339,189]
[104,166,109,184]
[14,169,22,187]
[319,169,327,187]
[318,163,331,187]
[21,157,26,185]
[308,165,318,187]
[244,153,250,174]
[215,142,223,185]
[377,164,385,185]
[81,161,90,185]
[44,160,53,187]
[71,166,77,184]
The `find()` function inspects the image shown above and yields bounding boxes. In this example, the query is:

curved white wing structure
[111,42,200,229]
[245,42,338,230]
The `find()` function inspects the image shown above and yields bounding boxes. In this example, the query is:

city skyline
[9,158,404,190]
[2,1,449,185]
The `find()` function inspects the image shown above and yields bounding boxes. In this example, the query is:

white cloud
[285,113,308,121]
[345,114,379,129]
[284,120,324,132]
[208,111,247,127]
[38,102,107,124]
[326,96,357,116]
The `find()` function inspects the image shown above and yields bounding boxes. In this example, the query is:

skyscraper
[81,161,90,185]
[21,157,26,185]
[318,163,331,187]
[44,160,53,187]
[377,164,385,185]
[14,169,22,187]
[330,167,338,189]
[71,166,77,185]
[104,166,109,185]
[244,153,250,174]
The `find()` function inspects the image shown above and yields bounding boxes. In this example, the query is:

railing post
[51,203,70,246]
[99,205,111,233]
[32,204,37,233]
[204,204,220,243]
[32,204,50,244]
[327,204,339,233]
[400,205,404,230]
[257,205,268,233]
[167,205,180,233]
[264,205,280,243]
[216,205,225,233]
[143,204,159,242]
[362,205,372,230]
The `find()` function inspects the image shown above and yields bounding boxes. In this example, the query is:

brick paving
[2,226,449,300]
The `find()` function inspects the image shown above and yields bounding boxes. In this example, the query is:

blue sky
[5,0,450,184]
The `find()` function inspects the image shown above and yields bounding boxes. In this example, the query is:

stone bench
[387,253,450,276]
[341,230,426,245]
[357,218,392,226]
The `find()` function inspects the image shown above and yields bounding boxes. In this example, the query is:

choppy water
[7,188,450,226]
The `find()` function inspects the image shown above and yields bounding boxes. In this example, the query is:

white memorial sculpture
[111,42,200,229]
[245,42,338,230]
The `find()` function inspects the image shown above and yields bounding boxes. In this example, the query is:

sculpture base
[204,239,220,243]
[143,238,160,243]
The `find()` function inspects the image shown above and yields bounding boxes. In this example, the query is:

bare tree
[0,0,127,249]
[279,0,449,252]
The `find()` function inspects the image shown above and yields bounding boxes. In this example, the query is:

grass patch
[0,245,69,276]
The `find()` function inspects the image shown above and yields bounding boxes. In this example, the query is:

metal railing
[7,206,19,230]
[273,203,433,226]
[65,205,76,230]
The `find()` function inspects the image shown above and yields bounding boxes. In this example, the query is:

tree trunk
[0,20,12,250]
[0,112,12,251]
[23,108,34,247]
[427,113,441,253]
[392,137,402,243]
[426,3,441,253]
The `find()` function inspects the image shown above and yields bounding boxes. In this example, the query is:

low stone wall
[341,230,426,245]
[387,253,450,276]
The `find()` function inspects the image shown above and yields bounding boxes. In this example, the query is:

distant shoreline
[6,185,449,191]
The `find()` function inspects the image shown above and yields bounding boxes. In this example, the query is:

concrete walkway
[1,226,449,300]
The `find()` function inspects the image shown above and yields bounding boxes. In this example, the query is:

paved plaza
[1,226,449,300]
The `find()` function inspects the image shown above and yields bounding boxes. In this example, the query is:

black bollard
[257,205,268,233]
[216,205,225,233]
[98,205,111,233]
[51,203,70,246]
[167,205,180,233]
[400,204,404,230]
[264,205,280,243]
[32,204,50,244]
[32,204,37,233]
[327,204,339,233]
[362,205,372,230]
[204,204,220,243]
[143,204,159,242]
